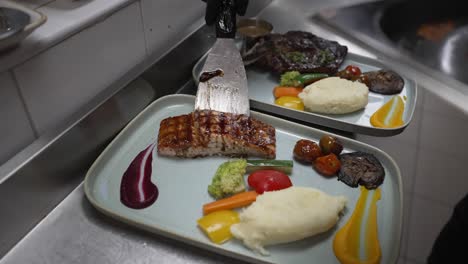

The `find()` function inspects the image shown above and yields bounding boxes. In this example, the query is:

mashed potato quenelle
[230,187,347,255]
[298,77,369,114]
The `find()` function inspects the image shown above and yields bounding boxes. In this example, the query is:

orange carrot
[203,191,258,215]
[273,86,303,98]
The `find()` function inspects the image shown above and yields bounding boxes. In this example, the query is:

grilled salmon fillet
[157,110,276,159]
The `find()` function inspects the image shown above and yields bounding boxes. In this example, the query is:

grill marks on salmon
[157,110,276,159]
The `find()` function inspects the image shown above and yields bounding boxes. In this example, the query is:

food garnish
[293,139,322,163]
[273,86,303,98]
[203,191,258,215]
[208,160,247,199]
[313,154,341,177]
[274,96,304,111]
[333,187,381,264]
[279,71,329,88]
[247,170,292,194]
[298,77,368,115]
[197,210,240,244]
[280,71,301,86]
[295,73,329,86]
[338,152,385,189]
[230,187,347,255]
[199,69,224,82]
[157,110,276,159]
[362,69,404,95]
[245,159,293,174]
[370,95,405,128]
[120,144,158,209]
[319,135,344,156]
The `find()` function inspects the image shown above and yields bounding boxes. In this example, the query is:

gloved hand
[202,0,249,26]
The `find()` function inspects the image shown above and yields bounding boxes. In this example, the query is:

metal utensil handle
[216,0,236,38]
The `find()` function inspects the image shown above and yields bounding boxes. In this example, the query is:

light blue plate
[193,53,418,137]
[84,94,403,264]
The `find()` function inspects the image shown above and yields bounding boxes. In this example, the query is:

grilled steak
[157,110,276,159]
[243,31,348,74]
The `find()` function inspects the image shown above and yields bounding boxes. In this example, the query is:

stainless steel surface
[312,0,468,115]
[195,38,250,115]
[1,184,246,264]
[0,7,29,40]
[0,24,215,260]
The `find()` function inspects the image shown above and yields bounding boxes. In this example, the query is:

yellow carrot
[203,191,258,215]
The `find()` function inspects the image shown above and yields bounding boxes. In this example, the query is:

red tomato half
[247,170,292,194]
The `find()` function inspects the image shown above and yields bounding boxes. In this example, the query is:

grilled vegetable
[319,135,344,156]
[280,71,301,86]
[293,139,322,163]
[314,154,341,177]
[246,160,293,174]
[208,160,247,199]
[273,86,303,98]
[338,152,385,189]
[275,96,304,111]
[203,191,258,215]
[294,73,329,86]
[247,170,292,194]
[197,210,240,244]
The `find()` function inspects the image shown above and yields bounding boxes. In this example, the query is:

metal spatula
[195,0,250,116]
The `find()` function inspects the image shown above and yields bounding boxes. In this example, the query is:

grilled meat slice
[157,110,276,159]
[338,152,385,189]
[243,31,348,74]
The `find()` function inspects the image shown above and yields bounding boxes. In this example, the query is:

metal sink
[314,0,468,86]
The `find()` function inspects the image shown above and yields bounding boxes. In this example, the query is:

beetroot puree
[120,143,158,209]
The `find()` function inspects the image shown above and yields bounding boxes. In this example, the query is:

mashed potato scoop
[299,77,368,114]
[230,186,347,255]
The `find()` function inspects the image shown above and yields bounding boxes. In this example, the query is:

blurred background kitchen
[0,0,467,264]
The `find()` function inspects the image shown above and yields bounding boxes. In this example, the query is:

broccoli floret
[208,159,247,199]
[280,71,301,87]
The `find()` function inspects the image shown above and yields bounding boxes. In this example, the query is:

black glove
[202,0,249,26]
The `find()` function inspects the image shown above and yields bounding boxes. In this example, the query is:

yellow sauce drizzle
[333,187,382,264]
[370,96,405,128]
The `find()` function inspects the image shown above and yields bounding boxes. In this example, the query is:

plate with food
[84,94,402,264]
[193,31,418,136]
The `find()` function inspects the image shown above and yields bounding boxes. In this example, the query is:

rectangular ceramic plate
[84,94,403,264]
[193,52,417,136]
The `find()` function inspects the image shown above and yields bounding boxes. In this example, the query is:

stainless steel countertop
[1,0,465,263]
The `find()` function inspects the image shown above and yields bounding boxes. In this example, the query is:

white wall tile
[419,105,468,159]
[406,196,452,263]
[14,2,146,134]
[414,148,468,206]
[140,0,205,58]
[0,71,35,164]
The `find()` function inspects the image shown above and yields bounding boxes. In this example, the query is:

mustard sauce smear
[370,96,405,128]
[333,187,382,264]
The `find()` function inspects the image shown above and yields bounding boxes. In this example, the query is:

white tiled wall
[140,0,205,57]
[0,71,36,164]
[14,1,146,134]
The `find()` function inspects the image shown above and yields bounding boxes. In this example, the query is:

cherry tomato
[248,170,292,194]
[319,135,343,156]
[313,154,341,177]
[293,139,322,163]
[345,65,362,76]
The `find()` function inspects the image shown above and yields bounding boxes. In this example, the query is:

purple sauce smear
[120,143,158,209]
